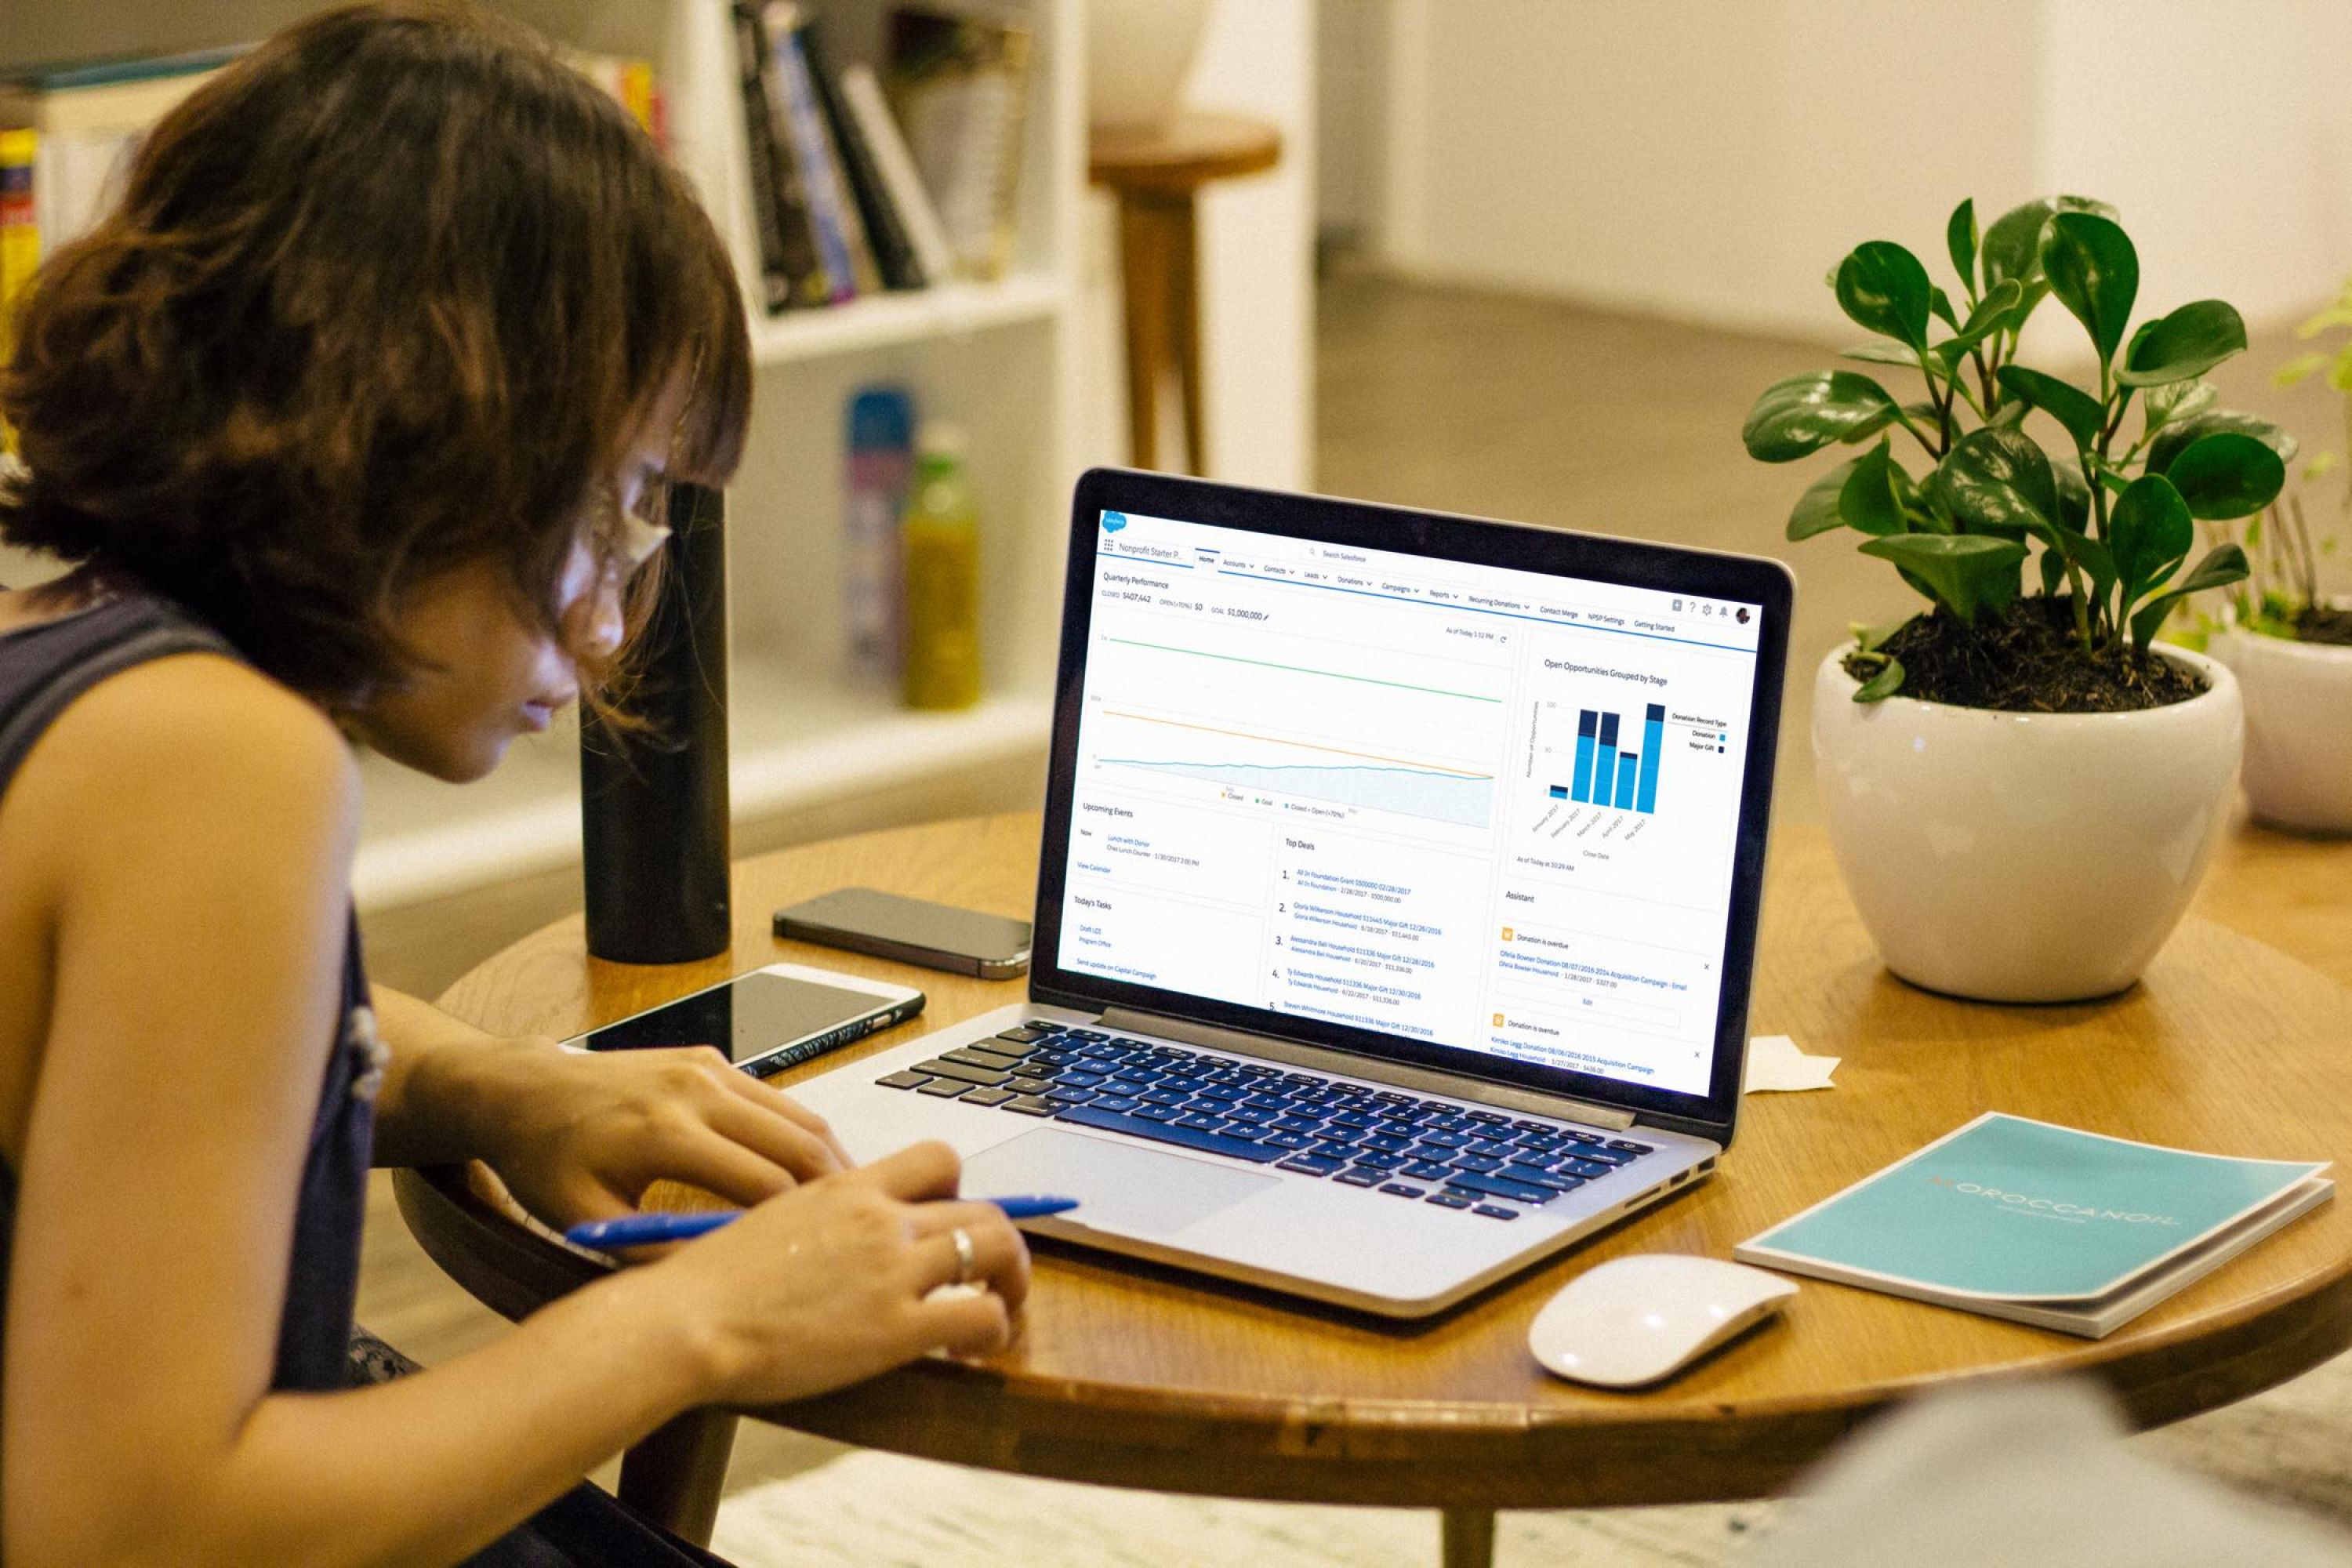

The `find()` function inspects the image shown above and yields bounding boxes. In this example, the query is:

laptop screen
[1033,474,1790,1136]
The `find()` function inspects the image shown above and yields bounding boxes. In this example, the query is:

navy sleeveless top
[0,590,379,1392]
[0,588,727,1566]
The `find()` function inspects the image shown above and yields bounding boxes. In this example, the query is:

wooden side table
[1090,111,1281,474]
[397,815,2352,1566]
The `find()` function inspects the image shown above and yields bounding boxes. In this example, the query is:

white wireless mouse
[1527,1254,1797,1388]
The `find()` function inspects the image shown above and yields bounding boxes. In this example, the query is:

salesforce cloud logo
[1102,512,1127,532]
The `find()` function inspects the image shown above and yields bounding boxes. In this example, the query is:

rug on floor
[712,1449,1777,1568]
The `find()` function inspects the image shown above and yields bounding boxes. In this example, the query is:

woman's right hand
[641,1140,1031,1407]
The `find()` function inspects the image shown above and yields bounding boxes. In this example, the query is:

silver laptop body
[789,470,1793,1318]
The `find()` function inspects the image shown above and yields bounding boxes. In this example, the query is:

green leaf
[1743,371,1900,461]
[1859,532,2028,625]
[1787,455,1865,540]
[1835,241,1933,350]
[2275,351,2330,387]
[1854,654,1907,702]
[2064,528,2119,610]
[1851,617,1910,654]
[1929,287,1959,331]
[2108,474,2194,604]
[1994,365,2105,449]
[2298,303,2352,337]
[2116,299,2247,387]
[1947,198,1979,292]
[1980,195,2119,290]
[2052,456,2092,533]
[2039,544,2069,596]
[1838,438,1911,536]
[2040,211,2139,365]
[1931,426,2060,542]
[2165,431,2286,521]
[2142,378,2217,437]
[1842,341,1927,368]
[1935,279,2025,361]
[2129,543,2250,650]
[2147,410,2299,474]
[2332,343,2352,391]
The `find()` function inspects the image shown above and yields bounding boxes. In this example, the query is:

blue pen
[565,1194,1081,1251]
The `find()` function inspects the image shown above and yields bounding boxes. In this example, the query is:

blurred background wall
[1328,0,2352,343]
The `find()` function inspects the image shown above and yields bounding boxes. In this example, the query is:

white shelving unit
[345,0,1085,909]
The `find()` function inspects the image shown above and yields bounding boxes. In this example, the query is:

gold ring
[950,1226,977,1286]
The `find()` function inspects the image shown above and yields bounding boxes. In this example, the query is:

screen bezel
[1028,468,1793,1145]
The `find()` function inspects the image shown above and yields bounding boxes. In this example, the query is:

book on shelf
[0,41,661,271]
[0,47,234,263]
[734,2,833,310]
[557,46,665,148]
[885,6,1032,282]
[838,62,955,289]
[1733,1112,2334,1338]
[800,21,927,292]
[764,3,880,303]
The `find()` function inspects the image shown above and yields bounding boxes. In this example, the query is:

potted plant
[1744,195,2288,1003]
[2204,284,2352,833]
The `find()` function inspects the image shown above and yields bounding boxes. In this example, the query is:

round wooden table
[398,815,2352,1566]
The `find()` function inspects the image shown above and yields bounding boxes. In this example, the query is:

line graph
[1098,711,1494,828]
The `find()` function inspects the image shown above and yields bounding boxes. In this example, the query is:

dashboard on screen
[1038,497,1779,1120]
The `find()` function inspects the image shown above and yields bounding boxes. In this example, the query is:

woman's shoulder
[9,649,359,870]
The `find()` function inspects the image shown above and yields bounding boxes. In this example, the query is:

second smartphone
[774,887,1032,978]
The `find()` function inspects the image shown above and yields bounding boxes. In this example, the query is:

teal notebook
[1735,1112,2332,1338]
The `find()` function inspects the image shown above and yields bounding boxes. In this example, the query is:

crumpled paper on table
[1742,1033,1839,1093]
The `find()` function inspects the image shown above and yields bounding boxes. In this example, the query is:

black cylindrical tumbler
[581,481,731,964]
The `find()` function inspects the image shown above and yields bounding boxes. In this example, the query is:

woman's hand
[463,1039,856,1230]
[648,1140,1032,1406]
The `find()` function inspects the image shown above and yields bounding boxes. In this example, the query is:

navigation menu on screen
[1057,510,1766,1100]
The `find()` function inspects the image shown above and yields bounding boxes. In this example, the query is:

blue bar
[1571,710,1598,803]
[1615,753,1639,808]
[1637,703,1665,813]
[1595,712,1619,806]
[1548,785,1569,799]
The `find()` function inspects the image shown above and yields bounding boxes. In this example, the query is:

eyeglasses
[580,479,673,586]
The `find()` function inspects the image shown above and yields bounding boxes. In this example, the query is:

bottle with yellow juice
[901,422,982,710]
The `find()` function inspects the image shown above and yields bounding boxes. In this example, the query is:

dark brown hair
[0,1,751,707]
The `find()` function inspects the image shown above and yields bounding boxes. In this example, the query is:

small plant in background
[2238,276,2352,644]
[1743,194,2292,709]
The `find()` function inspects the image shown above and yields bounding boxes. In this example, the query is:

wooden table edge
[390,1153,2352,1508]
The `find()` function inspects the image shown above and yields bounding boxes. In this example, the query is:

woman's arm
[2,658,1025,1568]
[365,986,853,1228]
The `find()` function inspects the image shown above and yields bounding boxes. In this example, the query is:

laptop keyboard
[873,1020,1653,1221]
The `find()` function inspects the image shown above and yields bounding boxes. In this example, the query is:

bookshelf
[350,0,1085,909]
[353,0,1087,908]
[0,0,1083,909]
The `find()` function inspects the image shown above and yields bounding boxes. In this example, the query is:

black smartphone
[564,964,926,1076]
[773,887,1033,978]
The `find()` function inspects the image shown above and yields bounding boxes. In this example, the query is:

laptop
[788,469,1794,1317]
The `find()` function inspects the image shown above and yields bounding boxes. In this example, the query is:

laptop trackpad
[960,1128,1279,1240]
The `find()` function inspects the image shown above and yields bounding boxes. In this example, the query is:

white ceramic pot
[1812,645,2242,1003]
[1086,0,1210,132]
[2210,626,2352,836]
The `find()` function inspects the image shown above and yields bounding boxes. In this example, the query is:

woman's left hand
[467,1040,855,1229]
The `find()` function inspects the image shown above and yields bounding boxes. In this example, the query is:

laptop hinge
[1095,1008,1639,1131]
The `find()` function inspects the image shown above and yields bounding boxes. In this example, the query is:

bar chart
[1546,703,1664,814]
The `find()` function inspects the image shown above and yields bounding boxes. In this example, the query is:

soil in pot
[1844,596,2204,713]
[2289,604,2352,645]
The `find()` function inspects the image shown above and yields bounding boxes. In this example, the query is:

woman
[0,5,1027,1564]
